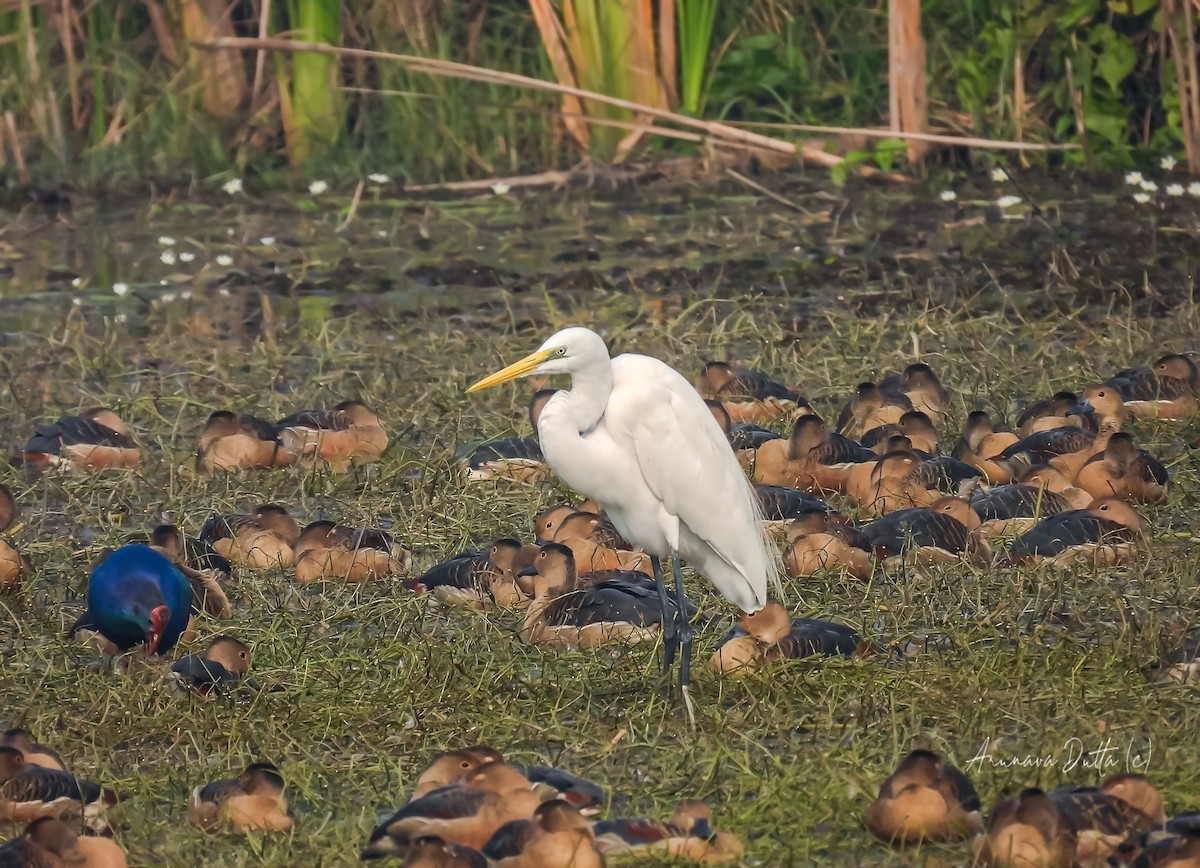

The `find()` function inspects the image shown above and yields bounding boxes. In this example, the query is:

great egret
[467,326,779,715]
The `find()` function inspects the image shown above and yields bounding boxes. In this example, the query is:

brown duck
[970,788,1076,868]
[1002,497,1144,567]
[864,749,982,845]
[187,762,293,833]
[0,485,23,591]
[696,361,807,423]
[1074,433,1169,504]
[1107,353,1200,418]
[292,520,412,584]
[198,504,300,569]
[21,408,141,471]
[593,800,743,863]
[953,411,1020,483]
[862,496,991,567]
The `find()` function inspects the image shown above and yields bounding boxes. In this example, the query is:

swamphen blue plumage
[70,544,191,655]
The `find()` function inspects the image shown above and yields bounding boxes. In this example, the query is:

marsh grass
[1,180,1200,865]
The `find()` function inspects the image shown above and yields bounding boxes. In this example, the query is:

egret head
[466,327,607,393]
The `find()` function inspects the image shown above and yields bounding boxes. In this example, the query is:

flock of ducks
[1,350,1198,864]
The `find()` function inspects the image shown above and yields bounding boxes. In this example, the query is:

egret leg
[651,556,678,675]
[672,554,696,725]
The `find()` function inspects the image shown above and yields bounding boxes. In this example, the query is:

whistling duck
[541,510,635,551]
[970,788,1076,868]
[187,762,292,833]
[863,496,991,567]
[0,816,127,867]
[845,450,944,516]
[1017,465,1093,509]
[67,544,191,657]
[459,389,558,483]
[864,749,982,845]
[880,363,951,418]
[783,516,873,581]
[362,762,543,856]
[514,767,604,816]
[708,601,862,677]
[292,520,412,584]
[0,731,67,773]
[1155,632,1200,684]
[196,410,291,473]
[481,799,602,868]
[0,747,118,833]
[837,382,913,438]
[697,361,807,423]
[593,800,743,862]
[275,400,388,470]
[410,746,506,801]
[754,415,869,493]
[1074,433,1169,504]
[1002,497,1144,567]
[1000,386,1126,481]
[1114,812,1200,867]
[864,411,939,455]
[968,484,1075,538]
[148,524,233,620]
[170,635,253,697]
[418,540,537,609]
[953,411,1020,483]
[1046,781,1163,865]
[199,504,300,569]
[399,835,488,867]
[21,408,141,471]
[1099,774,1166,829]
[0,485,23,590]
[1017,391,1096,437]
[520,544,692,650]
[1108,353,1200,418]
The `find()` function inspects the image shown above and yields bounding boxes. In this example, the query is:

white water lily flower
[160,251,177,265]
[1133,192,1152,203]
[939,190,957,202]
[71,277,82,288]
[215,254,233,267]
[996,195,1022,208]
[179,252,196,263]
[112,282,130,297]
[158,236,176,247]
[260,236,276,245]
[1124,171,1144,185]
[1161,155,1178,171]
[491,181,511,196]
[309,180,328,195]
[1139,179,1158,192]
[1189,181,1200,197]
[1166,183,1185,196]
[222,178,244,195]
[991,168,1008,182]
[367,173,390,184]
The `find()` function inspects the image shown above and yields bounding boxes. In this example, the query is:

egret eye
[556,347,566,356]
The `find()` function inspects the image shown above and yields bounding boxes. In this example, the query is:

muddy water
[2,172,1196,337]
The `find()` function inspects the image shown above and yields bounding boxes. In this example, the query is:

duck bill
[1068,399,1095,416]
[467,350,552,393]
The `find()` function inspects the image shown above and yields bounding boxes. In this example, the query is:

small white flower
[158,236,176,247]
[160,251,177,265]
[71,277,82,288]
[308,180,328,195]
[218,288,231,297]
[1139,179,1158,192]
[376,230,388,239]
[180,290,192,300]
[72,297,82,306]
[1124,171,1144,185]
[222,178,244,195]
[1166,183,1185,197]
[939,190,957,202]
[160,292,177,303]
[179,252,196,263]
[226,228,236,236]
[260,236,275,245]
[112,282,130,297]
[367,173,390,184]
[491,181,511,196]
[991,167,1008,182]
[1161,155,1178,171]
[114,313,128,324]
[1133,192,1152,204]
[996,195,1022,208]
[1189,181,1200,197]
[159,279,169,285]
[215,254,233,267]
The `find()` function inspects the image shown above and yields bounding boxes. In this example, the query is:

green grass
[1,184,1199,865]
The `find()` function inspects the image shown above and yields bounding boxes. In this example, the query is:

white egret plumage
[467,327,779,716]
